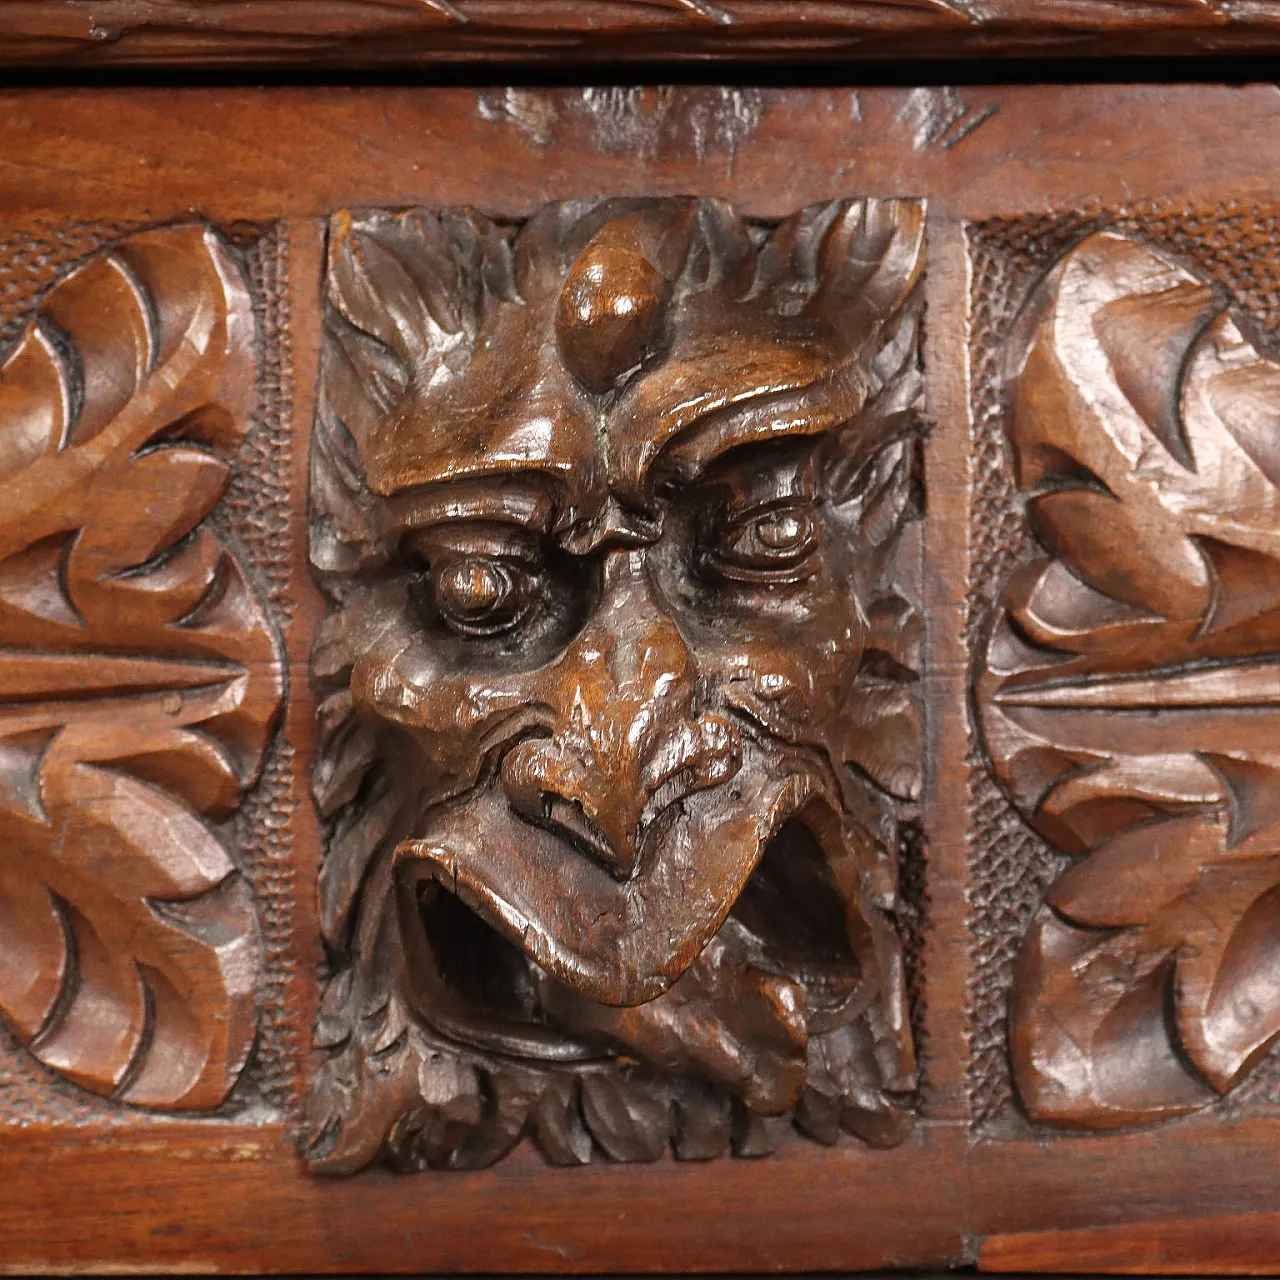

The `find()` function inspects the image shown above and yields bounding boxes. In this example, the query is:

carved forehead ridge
[322,196,924,521]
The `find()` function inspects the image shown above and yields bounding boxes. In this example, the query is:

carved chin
[391,743,862,1060]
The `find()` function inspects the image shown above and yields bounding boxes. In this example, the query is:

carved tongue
[395,747,812,1008]
[539,923,810,1115]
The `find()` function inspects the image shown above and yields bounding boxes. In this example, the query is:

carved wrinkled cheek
[351,645,415,723]
[719,607,864,737]
[359,651,535,747]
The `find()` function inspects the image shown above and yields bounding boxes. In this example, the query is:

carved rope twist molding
[0,224,281,1111]
[5,0,1280,64]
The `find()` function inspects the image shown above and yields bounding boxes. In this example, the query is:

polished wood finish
[6,1,1280,67]
[1,83,1280,1273]
[0,224,282,1110]
[304,196,923,1172]
[978,229,1280,1131]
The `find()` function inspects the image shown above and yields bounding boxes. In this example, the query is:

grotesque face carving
[303,197,926,1173]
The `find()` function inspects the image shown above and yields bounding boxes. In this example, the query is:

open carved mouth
[395,786,875,1078]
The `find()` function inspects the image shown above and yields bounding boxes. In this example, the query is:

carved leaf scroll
[979,230,1280,1128]
[0,225,281,1109]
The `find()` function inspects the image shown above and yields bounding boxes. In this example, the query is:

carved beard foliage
[980,231,1280,1130]
[302,198,926,1173]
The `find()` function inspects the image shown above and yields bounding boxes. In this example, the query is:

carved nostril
[638,712,743,840]
[500,741,640,880]
[540,793,636,880]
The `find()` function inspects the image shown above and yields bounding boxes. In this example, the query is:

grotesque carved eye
[704,504,824,584]
[432,555,535,637]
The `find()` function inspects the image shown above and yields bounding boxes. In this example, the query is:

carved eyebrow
[692,437,822,511]
[649,406,839,504]
[631,368,870,498]
[381,478,558,537]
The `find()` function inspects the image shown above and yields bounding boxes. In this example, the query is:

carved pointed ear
[749,199,923,330]
[326,209,479,367]
[825,304,924,807]
[812,198,926,339]
[814,207,924,805]
[816,203,926,507]
[829,433,921,547]
[314,209,491,579]
[840,587,924,803]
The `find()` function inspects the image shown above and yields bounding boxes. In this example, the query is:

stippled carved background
[966,203,1280,1127]
[0,218,300,1125]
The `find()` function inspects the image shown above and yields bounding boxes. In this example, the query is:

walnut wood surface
[0,224,282,1110]
[977,230,1280,1131]
[5,1,1280,67]
[1,84,1280,1274]
[303,195,924,1172]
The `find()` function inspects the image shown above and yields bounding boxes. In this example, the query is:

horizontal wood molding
[4,1,1280,68]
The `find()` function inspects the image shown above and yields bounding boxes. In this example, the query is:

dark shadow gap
[0,53,1278,91]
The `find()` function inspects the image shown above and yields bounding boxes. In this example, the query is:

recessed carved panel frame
[7,83,1280,1278]
[0,219,294,1122]
[970,207,1280,1133]
[303,196,927,1172]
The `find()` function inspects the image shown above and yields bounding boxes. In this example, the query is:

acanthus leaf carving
[978,229,1280,1128]
[0,224,281,1110]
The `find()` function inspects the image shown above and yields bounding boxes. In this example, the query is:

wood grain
[5,85,1280,227]
[304,195,925,1172]
[0,83,1278,1274]
[980,1212,1280,1275]
[2,1115,1280,1272]
[4,1,1280,67]
[0,1122,969,1274]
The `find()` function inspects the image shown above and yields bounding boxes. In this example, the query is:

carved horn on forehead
[321,206,519,438]
[611,197,926,503]
[555,200,699,395]
[747,198,924,325]
[816,200,927,503]
[819,199,925,321]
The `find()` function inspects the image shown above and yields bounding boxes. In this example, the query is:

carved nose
[500,550,741,879]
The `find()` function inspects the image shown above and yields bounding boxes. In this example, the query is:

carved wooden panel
[302,197,926,1172]
[971,208,1280,1133]
[5,83,1280,1277]
[0,221,291,1118]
